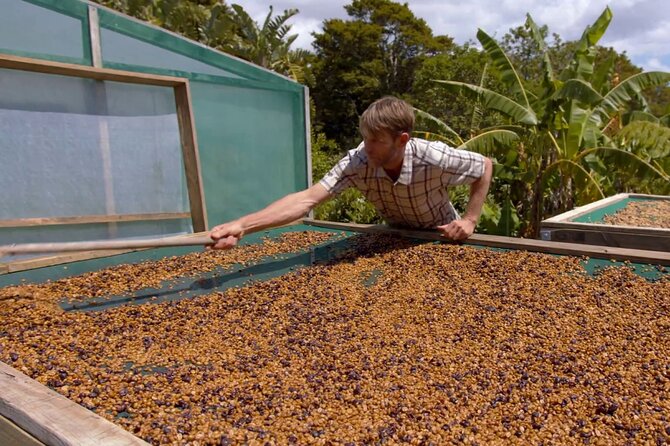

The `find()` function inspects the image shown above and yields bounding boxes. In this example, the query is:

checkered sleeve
[429,141,487,186]
[318,150,357,196]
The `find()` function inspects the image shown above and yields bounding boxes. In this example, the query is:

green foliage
[310,133,383,224]
[605,120,670,194]
[225,4,300,72]
[311,0,451,147]
[92,0,233,44]
[411,46,506,137]
[310,133,340,181]
[429,7,669,236]
[449,185,520,236]
[314,188,383,224]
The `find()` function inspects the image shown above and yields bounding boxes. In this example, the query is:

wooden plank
[627,193,670,200]
[0,232,212,275]
[544,193,670,224]
[543,193,628,223]
[0,53,184,87]
[174,82,208,232]
[541,220,670,236]
[87,6,102,69]
[0,234,213,256]
[0,213,192,228]
[542,228,670,253]
[0,414,44,446]
[303,219,670,266]
[0,361,148,446]
[3,249,144,275]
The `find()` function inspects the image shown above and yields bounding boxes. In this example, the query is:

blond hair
[359,96,415,138]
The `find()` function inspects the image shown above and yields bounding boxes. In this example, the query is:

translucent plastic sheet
[100,28,244,80]
[0,68,192,250]
[0,0,90,64]
[2,0,310,243]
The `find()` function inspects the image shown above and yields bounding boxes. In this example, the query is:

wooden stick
[0,235,213,256]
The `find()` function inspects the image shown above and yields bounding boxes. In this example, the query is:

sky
[237,0,670,73]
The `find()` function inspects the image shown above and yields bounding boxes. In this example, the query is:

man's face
[363,131,403,168]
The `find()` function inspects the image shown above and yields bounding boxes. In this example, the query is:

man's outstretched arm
[209,183,331,249]
[438,156,493,240]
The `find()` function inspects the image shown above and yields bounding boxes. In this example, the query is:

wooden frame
[540,193,670,252]
[0,53,208,271]
[0,213,192,228]
[1,414,43,446]
[0,362,148,446]
[303,219,670,266]
[1,221,667,443]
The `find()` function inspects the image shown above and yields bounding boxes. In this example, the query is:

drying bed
[1,228,669,445]
[601,199,670,228]
[540,194,670,252]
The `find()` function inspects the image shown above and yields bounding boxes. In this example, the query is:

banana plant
[430,6,669,236]
[227,5,299,70]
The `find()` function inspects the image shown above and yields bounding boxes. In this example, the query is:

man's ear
[398,132,410,145]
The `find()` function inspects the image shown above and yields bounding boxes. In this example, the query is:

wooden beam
[87,6,102,69]
[174,82,208,232]
[0,234,213,256]
[0,361,148,446]
[0,414,44,446]
[303,219,670,266]
[540,227,670,253]
[0,232,213,275]
[627,193,670,200]
[541,220,670,237]
[3,249,144,275]
[0,53,183,87]
[0,213,192,228]
[543,193,627,223]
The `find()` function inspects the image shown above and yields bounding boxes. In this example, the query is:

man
[209,96,492,249]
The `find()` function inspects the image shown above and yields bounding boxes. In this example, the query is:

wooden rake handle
[0,234,214,256]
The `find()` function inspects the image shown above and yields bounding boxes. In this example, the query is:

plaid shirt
[319,138,487,228]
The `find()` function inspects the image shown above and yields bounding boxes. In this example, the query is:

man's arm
[209,183,331,249]
[438,156,493,240]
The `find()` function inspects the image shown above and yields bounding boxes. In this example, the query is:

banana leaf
[627,111,660,124]
[525,14,555,89]
[458,130,520,156]
[412,108,464,145]
[553,79,604,106]
[577,147,669,181]
[597,72,670,117]
[476,29,531,109]
[434,81,538,125]
[569,7,612,82]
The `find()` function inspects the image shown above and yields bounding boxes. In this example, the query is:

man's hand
[209,220,245,250]
[436,218,476,241]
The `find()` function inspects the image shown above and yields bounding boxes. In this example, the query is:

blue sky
[238,0,670,73]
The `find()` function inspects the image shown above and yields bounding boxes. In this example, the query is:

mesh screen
[0,0,90,64]
[0,68,192,251]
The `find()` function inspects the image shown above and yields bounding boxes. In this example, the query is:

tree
[412,44,506,138]
[311,0,451,147]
